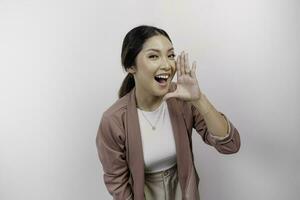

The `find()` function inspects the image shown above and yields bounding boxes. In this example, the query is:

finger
[185,53,190,74]
[163,92,179,101]
[191,61,196,78]
[180,51,185,75]
[176,55,181,77]
[183,52,187,73]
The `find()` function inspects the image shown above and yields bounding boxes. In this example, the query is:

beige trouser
[144,164,182,200]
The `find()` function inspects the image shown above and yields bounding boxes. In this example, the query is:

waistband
[144,164,177,182]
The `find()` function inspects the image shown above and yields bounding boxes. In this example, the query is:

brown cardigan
[96,82,241,200]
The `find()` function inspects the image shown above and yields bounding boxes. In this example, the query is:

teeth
[156,74,169,79]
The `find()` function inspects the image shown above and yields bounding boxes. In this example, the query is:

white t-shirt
[137,101,177,173]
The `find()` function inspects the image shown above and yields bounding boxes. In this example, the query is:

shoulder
[103,91,130,116]
[101,91,130,128]
[97,92,131,143]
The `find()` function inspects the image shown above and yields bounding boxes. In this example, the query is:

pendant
[152,126,156,130]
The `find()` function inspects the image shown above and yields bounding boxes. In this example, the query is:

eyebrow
[145,47,174,52]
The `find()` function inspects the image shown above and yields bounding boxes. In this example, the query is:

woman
[96,25,241,200]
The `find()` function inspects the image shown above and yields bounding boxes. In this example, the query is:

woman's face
[129,35,176,97]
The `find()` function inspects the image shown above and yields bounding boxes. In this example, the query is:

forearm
[191,93,228,137]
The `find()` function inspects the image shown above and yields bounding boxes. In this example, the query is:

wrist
[191,94,213,116]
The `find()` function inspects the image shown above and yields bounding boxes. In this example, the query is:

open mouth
[154,74,170,84]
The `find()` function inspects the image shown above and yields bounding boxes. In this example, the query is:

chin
[154,86,170,97]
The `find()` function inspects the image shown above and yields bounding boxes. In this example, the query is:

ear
[127,66,136,74]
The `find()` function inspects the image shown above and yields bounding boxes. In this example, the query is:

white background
[1,0,299,199]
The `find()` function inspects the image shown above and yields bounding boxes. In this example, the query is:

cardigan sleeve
[191,104,241,154]
[96,115,133,200]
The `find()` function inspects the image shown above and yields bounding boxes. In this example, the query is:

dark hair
[118,25,173,98]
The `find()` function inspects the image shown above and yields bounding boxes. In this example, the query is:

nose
[160,56,173,70]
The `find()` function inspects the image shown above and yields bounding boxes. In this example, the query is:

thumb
[163,92,179,101]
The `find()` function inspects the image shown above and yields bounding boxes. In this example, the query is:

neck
[135,86,164,112]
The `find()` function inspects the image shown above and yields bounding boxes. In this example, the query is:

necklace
[140,102,165,131]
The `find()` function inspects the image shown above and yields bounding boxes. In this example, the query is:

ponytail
[118,73,135,98]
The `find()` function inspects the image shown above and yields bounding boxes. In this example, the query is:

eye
[169,53,176,59]
[149,55,158,59]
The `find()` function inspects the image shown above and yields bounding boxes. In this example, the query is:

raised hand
[163,51,203,102]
